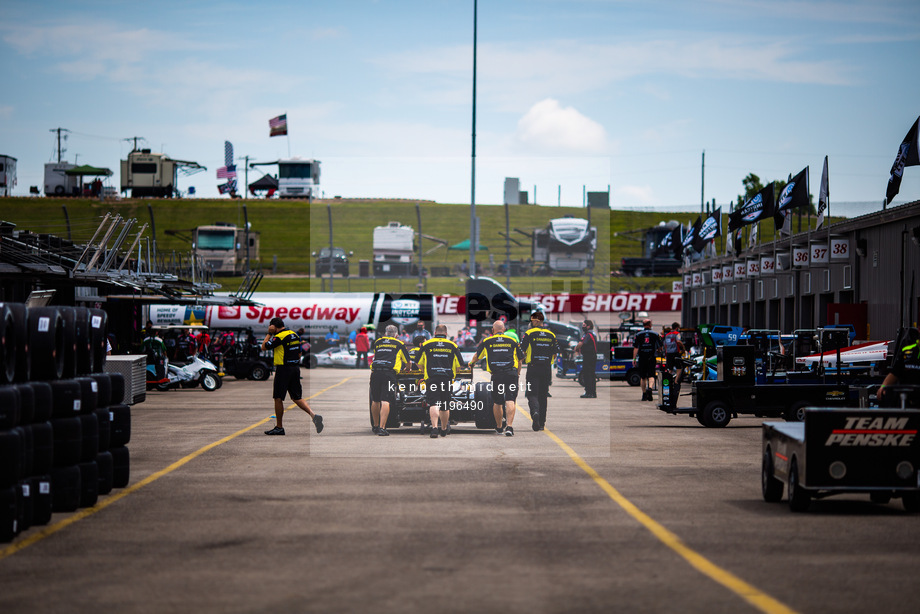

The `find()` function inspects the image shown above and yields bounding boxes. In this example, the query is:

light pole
[469,0,478,279]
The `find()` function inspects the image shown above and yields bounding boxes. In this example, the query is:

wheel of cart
[701,400,732,428]
[761,448,784,502]
[473,381,497,429]
[626,369,641,387]
[784,400,810,422]
[787,457,812,512]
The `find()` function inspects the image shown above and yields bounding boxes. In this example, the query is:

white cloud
[515,99,607,154]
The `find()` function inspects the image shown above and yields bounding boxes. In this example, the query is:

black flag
[729,183,775,232]
[774,167,809,229]
[693,207,722,253]
[886,116,920,204]
[682,216,701,253]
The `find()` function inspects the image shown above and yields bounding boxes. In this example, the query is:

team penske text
[824,417,917,447]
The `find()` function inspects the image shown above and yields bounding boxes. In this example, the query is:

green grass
[0,196,842,295]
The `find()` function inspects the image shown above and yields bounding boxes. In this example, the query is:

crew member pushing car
[417,324,467,438]
[470,320,524,437]
[369,324,412,436]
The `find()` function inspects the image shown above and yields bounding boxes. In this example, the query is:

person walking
[574,320,598,398]
[369,324,412,436]
[417,324,467,438]
[262,318,323,436]
[521,311,557,430]
[664,322,686,383]
[470,320,524,436]
[632,319,662,402]
[355,327,371,369]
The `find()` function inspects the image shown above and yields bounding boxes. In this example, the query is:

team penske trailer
[762,407,920,512]
[147,293,436,339]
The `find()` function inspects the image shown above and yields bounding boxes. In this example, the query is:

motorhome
[373,222,416,276]
[0,155,17,197]
[532,216,597,273]
[193,224,260,275]
[120,149,204,198]
[249,158,321,199]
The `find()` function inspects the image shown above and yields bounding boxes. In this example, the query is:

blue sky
[1,0,919,213]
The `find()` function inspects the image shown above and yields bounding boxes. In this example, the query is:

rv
[120,149,204,198]
[43,162,79,196]
[532,216,597,273]
[0,155,16,197]
[249,158,321,199]
[373,222,416,276]
[193,224,260,275]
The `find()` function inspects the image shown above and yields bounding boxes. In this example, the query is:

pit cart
[658,345,856,427]
[761,399,920,512]
[556,341,642,386]
[369,367,502,431]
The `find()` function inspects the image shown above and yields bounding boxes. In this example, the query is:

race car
[313,346,373,368]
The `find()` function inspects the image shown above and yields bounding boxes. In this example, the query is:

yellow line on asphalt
[0,376,353,562]
[516,410,796,614]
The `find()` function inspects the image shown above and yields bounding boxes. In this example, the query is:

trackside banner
[435,293,681,315]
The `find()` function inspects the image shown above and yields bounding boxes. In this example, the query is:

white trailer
[373,222,415,276]
[0,155,17,197]
[44,162,79,196]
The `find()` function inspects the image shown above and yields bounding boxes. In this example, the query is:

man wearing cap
[521,311,557,430]
[262,317,324,436]
[574,320,598,398]
[632,319,662,402]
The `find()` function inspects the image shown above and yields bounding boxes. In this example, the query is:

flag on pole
[682,216,701,254]
[269,114,288,137]
[886,116,919,204]
[729,183,775,231]
[734,226,744,257]
[218,179,237,195]
[216,165,237,179]
[774,167,808,236]
[725,224,733,256]
[816,156,829,229]
[692,207,722,253]
[224,141,234,167]
[748,223,759,249]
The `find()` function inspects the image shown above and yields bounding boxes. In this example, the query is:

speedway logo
[824,416,917,447]
[778,181,795,210]
[740,194,764,222]
[698,217,717,241]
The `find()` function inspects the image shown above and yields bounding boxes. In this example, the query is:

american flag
[216,165,237,179]
[224,141,234,167]
[269,114,288,137]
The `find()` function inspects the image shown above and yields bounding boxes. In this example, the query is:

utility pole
[701,149,705,216]
[124,136,144,153]
[49,127,70,163]
[238,155,251,200]
[469,0,478,278]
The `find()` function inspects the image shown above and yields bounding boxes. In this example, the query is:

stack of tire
[0,303,131,543]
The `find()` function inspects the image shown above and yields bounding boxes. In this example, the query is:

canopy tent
[248,174,278,197]
[63,165,113,177]
[448,239,487,251]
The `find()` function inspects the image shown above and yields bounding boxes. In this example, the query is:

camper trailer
[0,155,17,197]
[120,149,204,198]
[44,162,79,196]
[532,216,597,273]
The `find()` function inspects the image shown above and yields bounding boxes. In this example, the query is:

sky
[1,0,919,215]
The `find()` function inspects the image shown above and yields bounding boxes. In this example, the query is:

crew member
[879,328,920,407]
[633,319,662,402]
[470,320,524,437]
[521,311,557,431]
[418,324,467,438]
[574,320,598,398]
[355,327,371,369]
[262,318,324,436]
[664,322,686,383]
[370,324,411,436]
[414,319,432,342]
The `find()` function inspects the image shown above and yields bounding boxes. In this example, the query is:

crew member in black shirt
[418,324,467,438]
[262,317,324,436]
[575,320,598,398]
[521,311,557,430]
[632,319,662,402]
[370,324,412,436]
[470,320,524,436]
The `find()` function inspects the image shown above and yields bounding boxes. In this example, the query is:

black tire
[88,308,108,373]
[17,479,34,533]
[0,429,23,488]
[785,401,809,422]
[869,491,892,505]
[50,380,82,419]
[6,303,30,384]
[156,381,172,392]
[29,306,65,380]
[110,446,130,488]
[74,307,95,376]
[96,450,114,495]
[30,382,53,423]
[30,475,53,526]
[74,377,99,414]
[54,185,65,195]
[89,373,112,409]
[0,386,20,429]
[14,383,35,424]
[0,486,17,542]
[77,460,99,508]
[200,371,220,391]
[79,412,99,462]
[51,465,81,513]
[0,304,16,384]
[762,450,784,502]
[58,307,78,379]
[250,362,270,381]
[309,355,318,369]
[109,404,131,447]
[108,372,126,406]
[903,492,920,513]
[626,369,641,387]
[473,381,497,429]
[695,412,706,426]
[702,400,731,428]
[52,416,83,467]
[787,458,811,512]
[31,421,54,475]
[14,425,34,478]
[95,408,111,452]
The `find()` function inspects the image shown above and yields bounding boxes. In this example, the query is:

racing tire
[249,362,270,381]
[51,465,81,513]
[6,303,29,383]
[761,450,784,502]
[14,425,34,478]
[96,450,114,495]
[58,307,78,379]
[155,381,172,392]
[787,458,811,512]
[79,412,99,462]
[31,381,53,422]
[50,380,82,419]
[108,373,125,406]
[31,421,54,475]
[902,492,920,513]
[89,373,113,410]
[31,475,53,526]
[95,408,111,452]
[473,382,497,429]
[74,307,94,376]
[0,304,16,384]
[28,307,65,381]
[0,429,23,488]
[309,355,318,369]
[784,401,809,423]
[0,486,17,542]
[51,417,83,467]
[110,446,130,489]
[626,370,641,387]
[88,308,108,373]
[17,479,33,533]
[702,401,731,428]
[74,377,99,414]
[109,404,131,448]
[77,460,99,508]
[14,383,34,425]
[0,386,20,429]
[200,371,220,392]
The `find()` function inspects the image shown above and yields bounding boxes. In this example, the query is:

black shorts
[490,372,519,404]
[666,353,682,370]
[369,370,397,404]
[425,378,452,409]
[273,365,302,401]
[636,355,657,378]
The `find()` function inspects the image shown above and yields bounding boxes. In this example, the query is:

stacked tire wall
[0,303,131,543]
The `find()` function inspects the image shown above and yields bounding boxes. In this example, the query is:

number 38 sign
[830,238,849,260]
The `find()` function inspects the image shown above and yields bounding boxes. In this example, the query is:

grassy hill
[0,196,836,294]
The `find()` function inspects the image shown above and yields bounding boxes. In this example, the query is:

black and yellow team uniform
[475,334,524,405]
[370,336,411,403]
[521,326,557,429]
[418,336,467,409]
[891,332,920,385]
[266,328,305,401]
